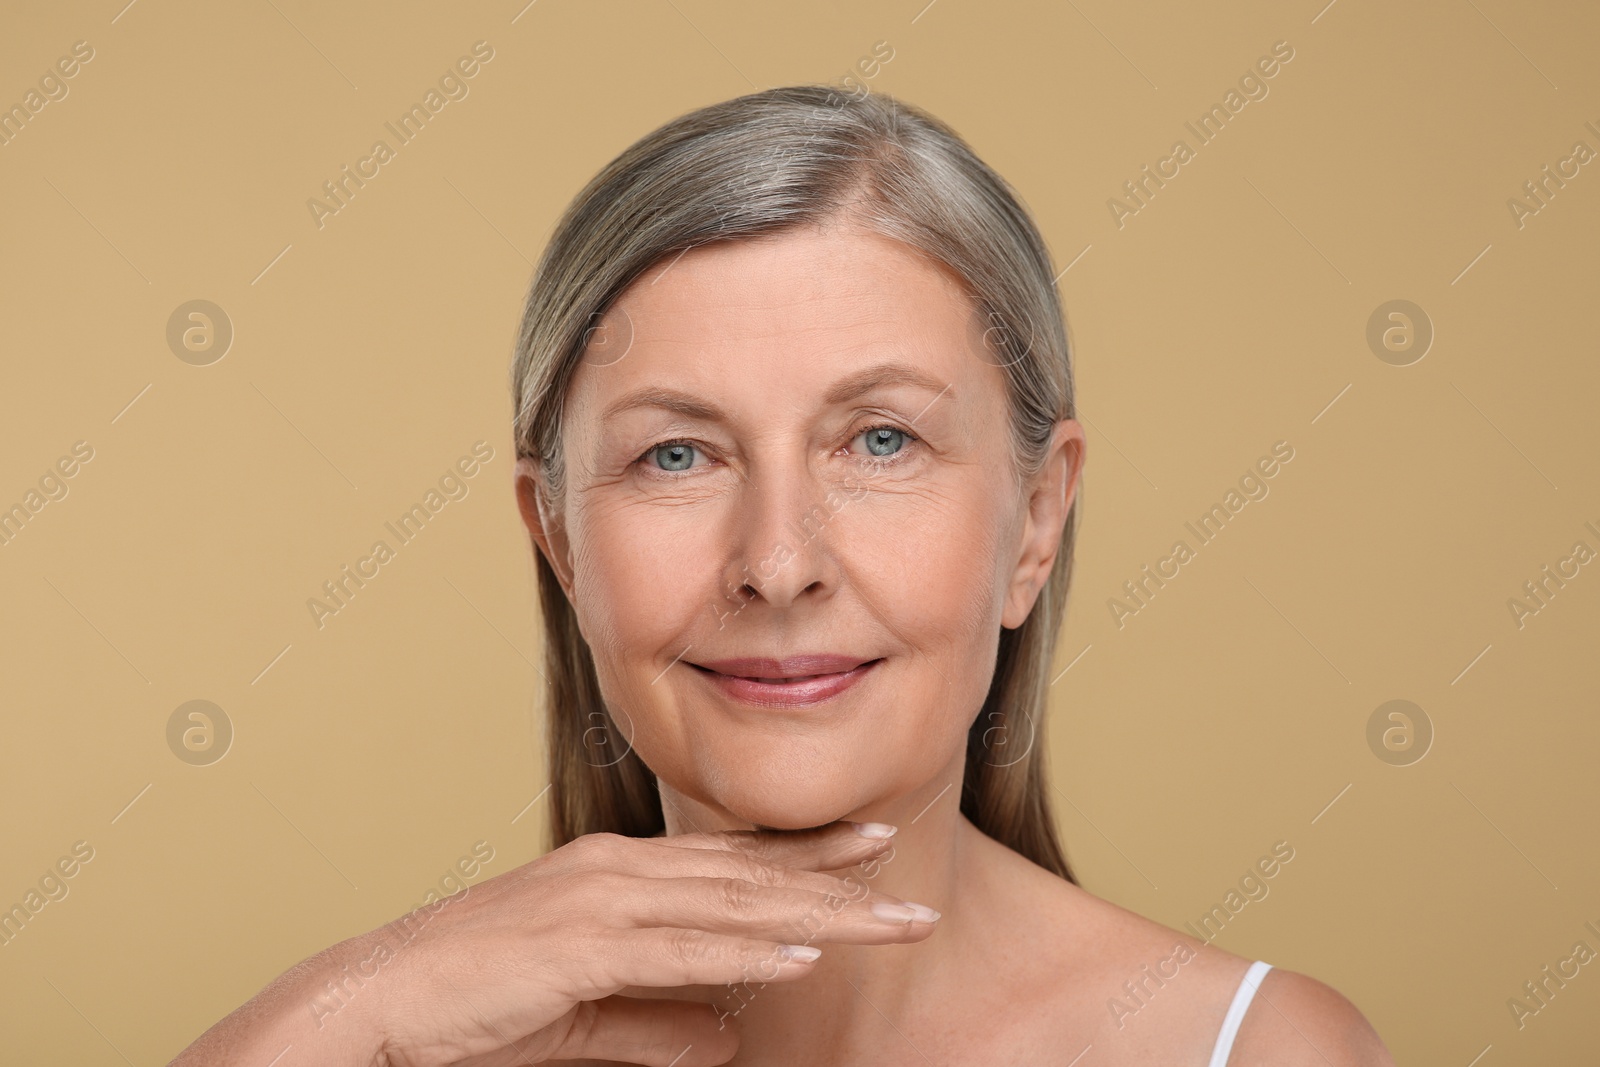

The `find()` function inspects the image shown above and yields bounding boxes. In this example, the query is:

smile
[686,655,884,708]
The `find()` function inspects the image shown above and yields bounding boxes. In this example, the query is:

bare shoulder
[1227,967,1395,1066]
[963,826,1392,1064]
[971,830,1253,993]
[965,829,1261,1054]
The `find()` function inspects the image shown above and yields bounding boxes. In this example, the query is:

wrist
[166,935,393,1067]
[296,931,403,1067]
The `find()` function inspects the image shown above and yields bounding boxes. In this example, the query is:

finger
[564,927,825,1000]
[621,875,940,946]
[537,995,740,1067]
[591,833,896,903]
[658,819,900,873]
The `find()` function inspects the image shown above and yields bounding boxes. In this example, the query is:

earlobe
[1000,419,1085,629]
[514,456,576,601]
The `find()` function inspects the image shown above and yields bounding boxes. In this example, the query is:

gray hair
[510,84,1080,882]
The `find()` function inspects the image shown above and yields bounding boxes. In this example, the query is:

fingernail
[851,821,897,839]
[904,902,941,923]
[781,944,822,962]
[871,901,918,923]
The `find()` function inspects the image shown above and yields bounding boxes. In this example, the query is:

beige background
[2,0,1597,1062]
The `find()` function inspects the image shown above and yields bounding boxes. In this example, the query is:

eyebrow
[599,362,954,423]
[825,362,952,406]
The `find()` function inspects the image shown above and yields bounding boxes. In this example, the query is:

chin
[750,801,858,833]
[718,783,860,832]
[684,757,875,832]
[620,665,970,832]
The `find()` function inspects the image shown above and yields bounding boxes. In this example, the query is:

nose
[719,462,840,614]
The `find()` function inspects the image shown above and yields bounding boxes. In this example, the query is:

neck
[656,749,988,1062]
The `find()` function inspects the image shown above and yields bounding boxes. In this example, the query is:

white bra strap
[1207,960,1274,1067]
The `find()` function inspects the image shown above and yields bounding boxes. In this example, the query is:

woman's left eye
[851,425,914,458]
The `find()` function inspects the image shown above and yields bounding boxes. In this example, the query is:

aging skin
[540,220,1067,837]
[168,217,1393,1067]
[523,215,1081,1063]
[521,217,1391,1065]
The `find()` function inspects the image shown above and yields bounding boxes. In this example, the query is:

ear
[1001,419,1085,630]
[514,456,577,603]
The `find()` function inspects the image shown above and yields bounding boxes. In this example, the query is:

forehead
[566,222,995,410]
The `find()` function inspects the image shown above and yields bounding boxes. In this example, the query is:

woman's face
[519,219,1082,831]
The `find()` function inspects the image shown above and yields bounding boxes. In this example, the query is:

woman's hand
[377,820,934,1066]
[168,820,934,1067]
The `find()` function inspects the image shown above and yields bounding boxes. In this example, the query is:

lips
[688,654,882,707]
[694,654,870,679]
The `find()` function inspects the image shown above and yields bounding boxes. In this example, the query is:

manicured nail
[851,821,897,839]
[904,902,941,923]
[871,902,918,923]
[781,944,822,962]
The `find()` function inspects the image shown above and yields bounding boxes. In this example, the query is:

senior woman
[172,87,1392,1066]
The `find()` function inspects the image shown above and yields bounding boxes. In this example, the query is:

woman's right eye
[645,442,701,472]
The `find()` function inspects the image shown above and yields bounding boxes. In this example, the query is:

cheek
[565,504,715,773]
[558,468,1022,816]
[569,501,720,665]
[838,480,1012,657]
